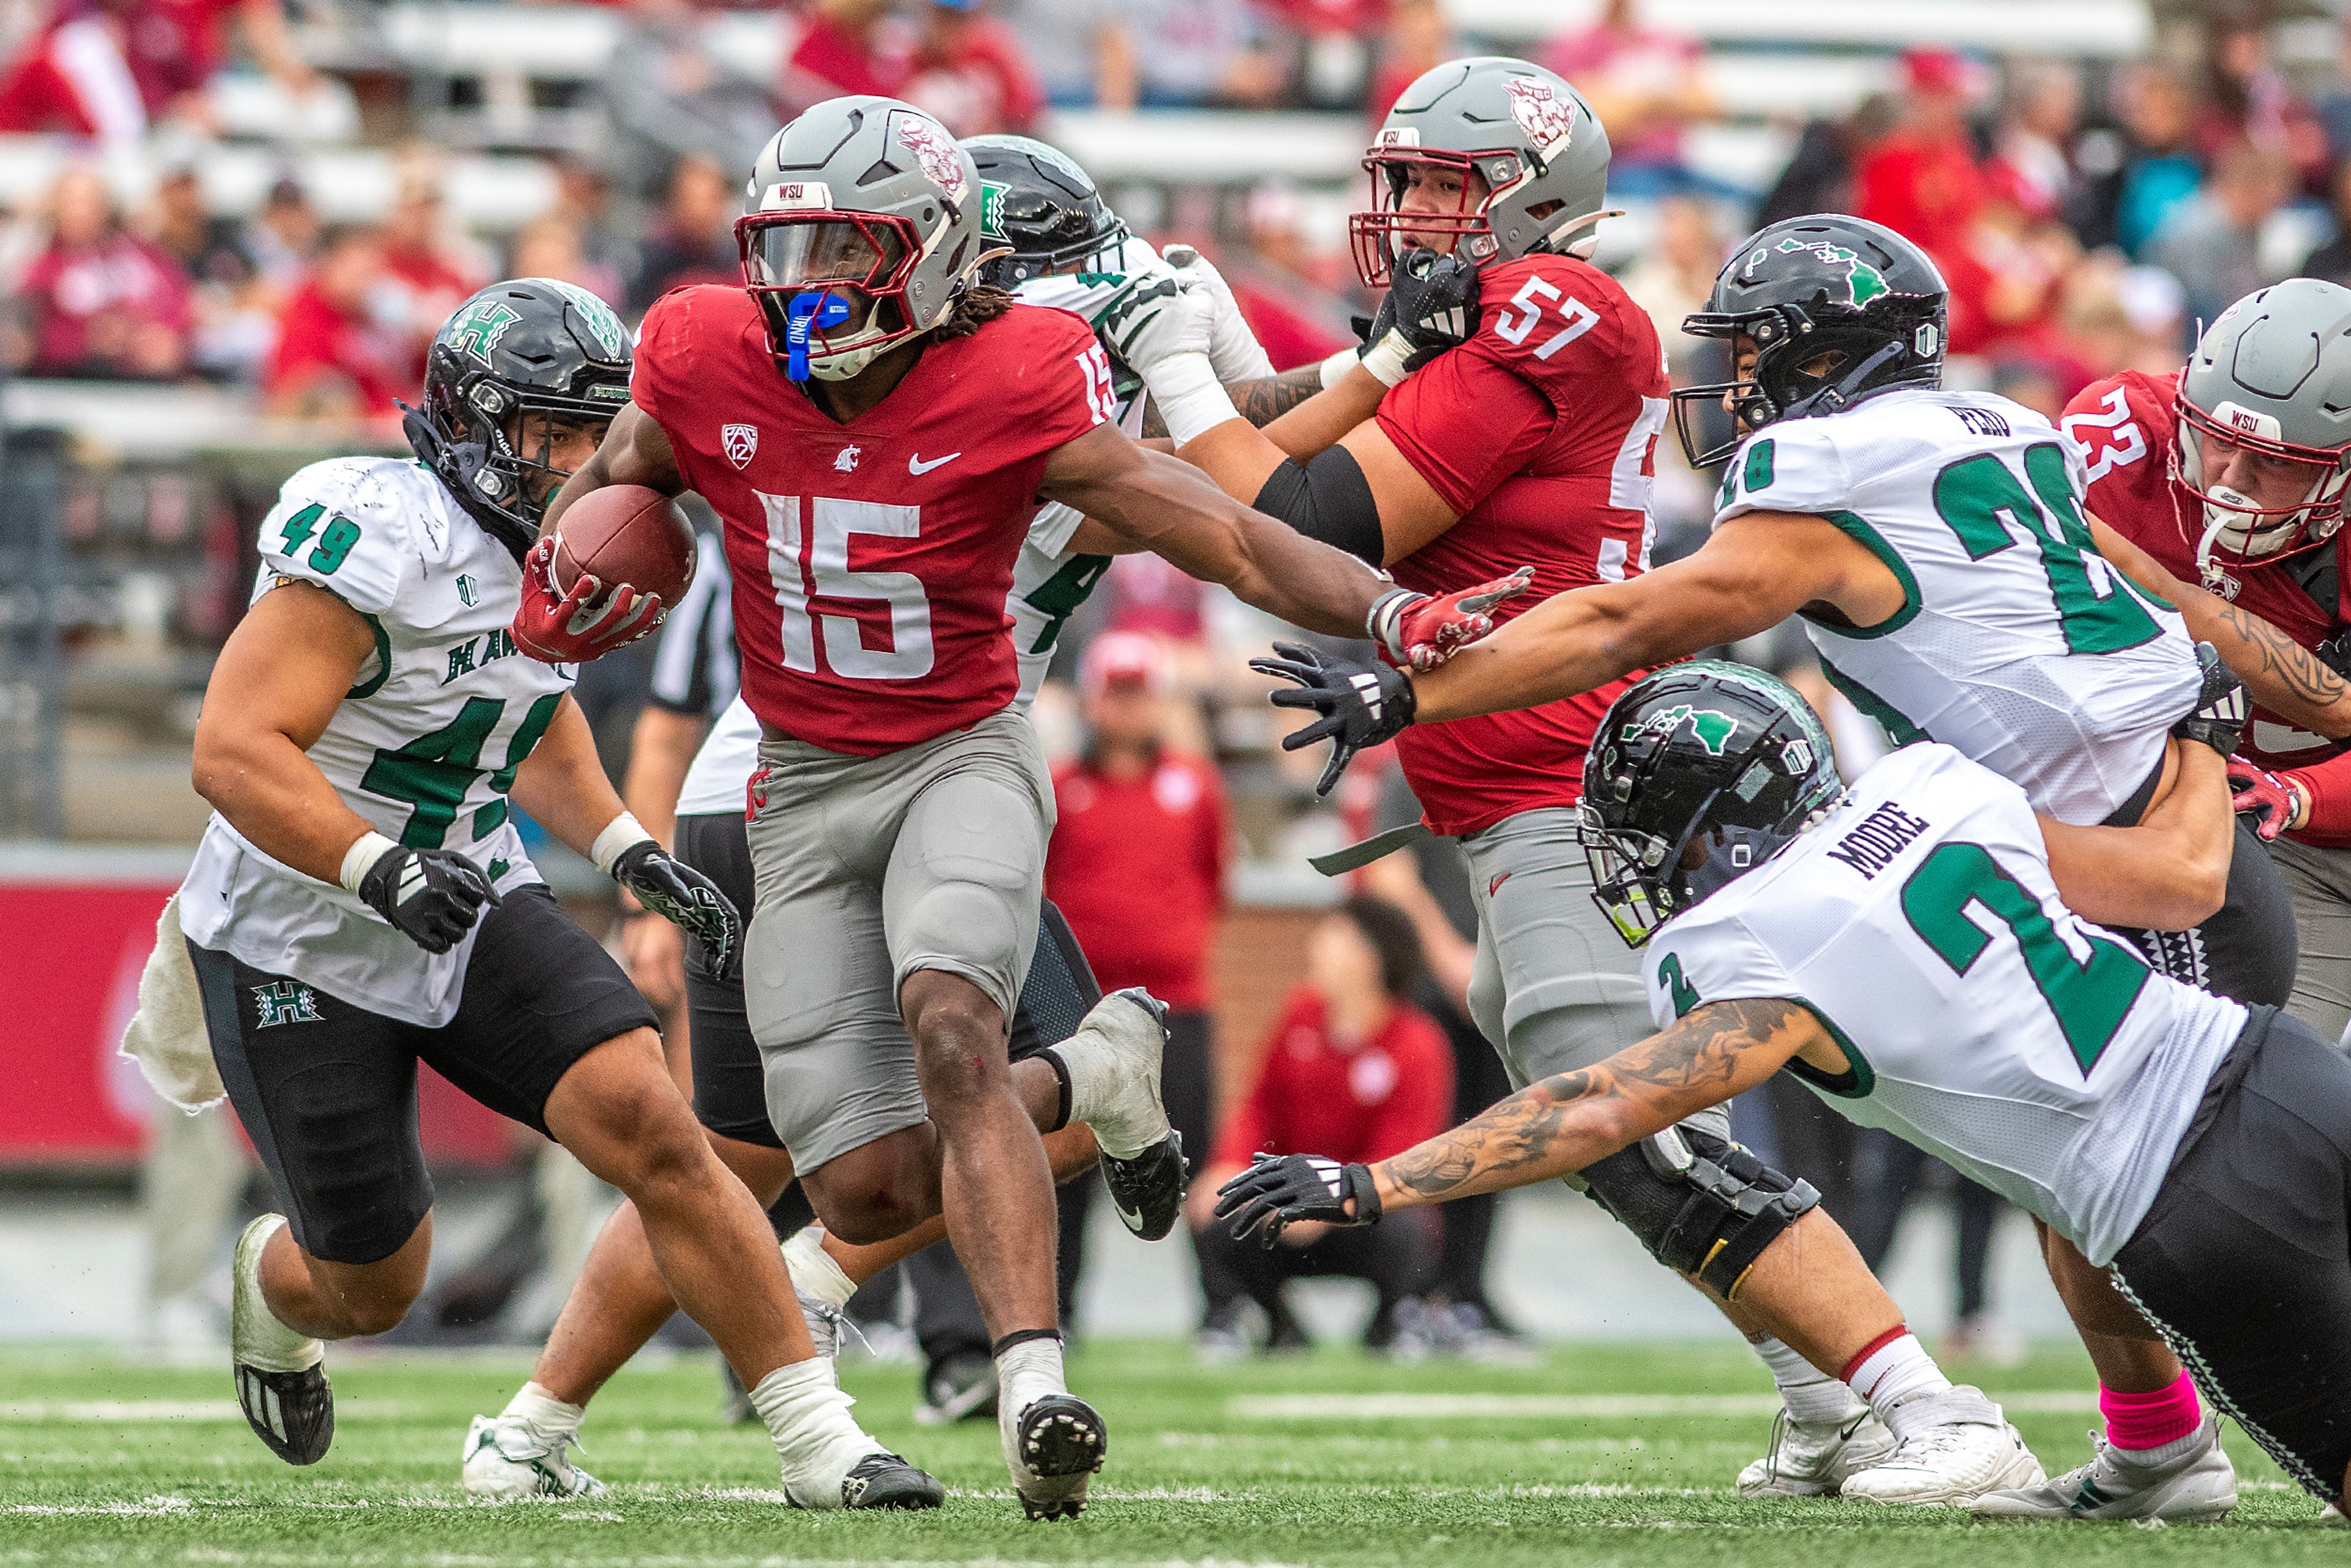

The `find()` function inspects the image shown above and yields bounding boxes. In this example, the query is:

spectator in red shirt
[378,169,484,381]
[1365,0,1449,127]
[779,0,912,118]
[10,165,193,379]
[1045,631,1228,1307]
[1190,896,1452,1355]
[1854,49,1987,261]
[627,152,741,312]
[265,223,407,420]
[904,0,1044,136]
[0,0,317,143]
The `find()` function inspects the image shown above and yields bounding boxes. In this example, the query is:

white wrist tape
[1144,353,1242,447]
[1357,329,1414,388]
[1319,346,1360,392]
[590,812,655,877]
[339,831,398,895]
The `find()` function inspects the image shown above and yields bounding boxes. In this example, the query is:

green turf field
[0,1340,2336,1566]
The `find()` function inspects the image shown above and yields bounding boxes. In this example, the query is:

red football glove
[1368,566,1535,672]
[510,536,666,664]
[2227,756,2303,842]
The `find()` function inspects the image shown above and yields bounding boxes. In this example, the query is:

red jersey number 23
[2060,384,2148,485]
[757,493,934,680]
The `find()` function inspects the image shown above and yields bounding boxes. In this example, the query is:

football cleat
[806,1451,945,1511]
[1002,1392,1108,1520]
[1065,988,1187,1239]
[1968,1419,2237,1521]
[461,1414,606,1501]
[916,1350,1000,1426]
[1738,1401,1896,1497]
[1839,1386,2044,1506]
[1103,1131,1186,1242]
[230,1215,332,1466]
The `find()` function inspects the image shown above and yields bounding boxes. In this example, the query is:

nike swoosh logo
[908,451,961,475]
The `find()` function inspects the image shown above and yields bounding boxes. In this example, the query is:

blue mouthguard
[785,292,855,381]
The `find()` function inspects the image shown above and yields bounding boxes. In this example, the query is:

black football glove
[357,844,501,954]
[2172,641,2250,757]
[613,841,743,980]
[1250,640,1415,796]
[1214,1152,1382,1247]
[1377,245,1480,370]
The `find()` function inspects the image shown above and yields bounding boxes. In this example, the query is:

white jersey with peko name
[1641,742,2244,1264]
[178,458,563,1027]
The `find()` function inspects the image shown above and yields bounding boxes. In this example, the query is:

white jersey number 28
[756,492,934,680]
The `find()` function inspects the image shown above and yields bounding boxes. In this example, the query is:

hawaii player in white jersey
[1220,661,2351,1520]
[160,280,945,1509]
[1258,215,2298,1510]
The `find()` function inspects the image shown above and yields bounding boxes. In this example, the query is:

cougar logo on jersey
[1771,237,1888,306]
[1504,76,1575,153]
[722,424,758,469]
[1628,704,1739,756]
[896,113,969,206]
[834,445,861,473]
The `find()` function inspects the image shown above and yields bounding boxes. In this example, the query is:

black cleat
[234,1362,334,1466]
[840,1451,946,1510]
[1103,1130,1187,1242]
[1008,1394,1108,1520]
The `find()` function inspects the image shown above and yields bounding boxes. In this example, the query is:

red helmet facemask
[735,200,923,380]
[1349,146,1518,289]
[2170,387,2351,573]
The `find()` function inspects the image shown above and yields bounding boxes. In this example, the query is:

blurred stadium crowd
[11,0,2350,1362]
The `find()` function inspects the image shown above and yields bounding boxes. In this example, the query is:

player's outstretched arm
[1214,999,1820,1241]
[192,579,386,883]
[2087,512,2351,740]
[538,403,685,541]
[1407,511,1881,724]
[2041,741,2233,932]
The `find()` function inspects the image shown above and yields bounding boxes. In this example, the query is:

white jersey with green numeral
[178,457,569,1027]
[1714,388,2201,825]
[1643,742,2244,1263]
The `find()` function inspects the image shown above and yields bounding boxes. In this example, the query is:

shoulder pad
[258,457,428,618]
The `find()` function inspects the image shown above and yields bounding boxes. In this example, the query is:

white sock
[748,1357,883,1500]
[993,1335,1066,1422]
[2113,1420,2210,1469]
[501,1381,583,1438]
[1751,1335,1853,1425]
[1843,1330,1954,1438]
[782,1226,857,1311]
[236,1218,321,1372]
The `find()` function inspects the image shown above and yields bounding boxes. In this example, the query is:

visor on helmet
[2172,389,2351,569]
[737,208,925,378]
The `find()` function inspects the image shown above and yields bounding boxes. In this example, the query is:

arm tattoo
[1234,365,1329,428]
[1382,998,1808,1204]
[2212,598,2350,721]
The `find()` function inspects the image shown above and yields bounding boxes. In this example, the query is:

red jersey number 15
[757,492,934,680]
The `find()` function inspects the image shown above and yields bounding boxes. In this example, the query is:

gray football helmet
[2177,277,2351,565]
[737,96,993,380]
[1351,55,1613,288]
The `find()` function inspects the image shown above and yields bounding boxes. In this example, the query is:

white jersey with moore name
[178,457,568,1027]
[673,261,1150,819]
[1715,389,2201,825]
[1642,743,2244,1264]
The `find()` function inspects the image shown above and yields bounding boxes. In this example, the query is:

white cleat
[1737,1400,1898,1497]
[1839,1386,2044,1506]
[1969,1419,2237,1521]
[462,1413,607,1501]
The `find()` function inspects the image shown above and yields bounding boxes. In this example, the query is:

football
[550,485,697,606]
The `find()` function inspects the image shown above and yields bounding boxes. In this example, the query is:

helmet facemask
[412,351,617,555]
[1349,146,1605,290]
[2173,389,2351,572]
[1579,800,1704,947]
[738,187,978,381]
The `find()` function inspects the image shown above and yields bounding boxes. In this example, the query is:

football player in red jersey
[1152,59,2011,1502]
[510,96,1523,1520]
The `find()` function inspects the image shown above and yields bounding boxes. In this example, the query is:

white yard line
[1229,1390,2101,1420]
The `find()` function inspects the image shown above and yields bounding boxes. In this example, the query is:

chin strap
[399,400,538,564]
[1777,339,1914,424]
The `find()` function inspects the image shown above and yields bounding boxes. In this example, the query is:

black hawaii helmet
[1673,214,1949,468]
[962,133,1131,289]
[403,277,634,560]
[1578,661,1845,947]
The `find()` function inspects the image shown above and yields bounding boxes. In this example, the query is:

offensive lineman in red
[1153,56,2025,1501]
[510,96,1524,1520]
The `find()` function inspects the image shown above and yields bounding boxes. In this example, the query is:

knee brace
[1577,1127,1818,1298]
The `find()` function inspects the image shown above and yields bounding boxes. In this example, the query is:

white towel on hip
[118,895,225,1112]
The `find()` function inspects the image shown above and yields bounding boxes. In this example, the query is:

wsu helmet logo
[1504,77,1576,153]
[722,423,758,469]
[896,113,969,207]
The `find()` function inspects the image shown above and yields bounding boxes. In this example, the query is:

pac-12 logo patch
[722,424,758,469]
